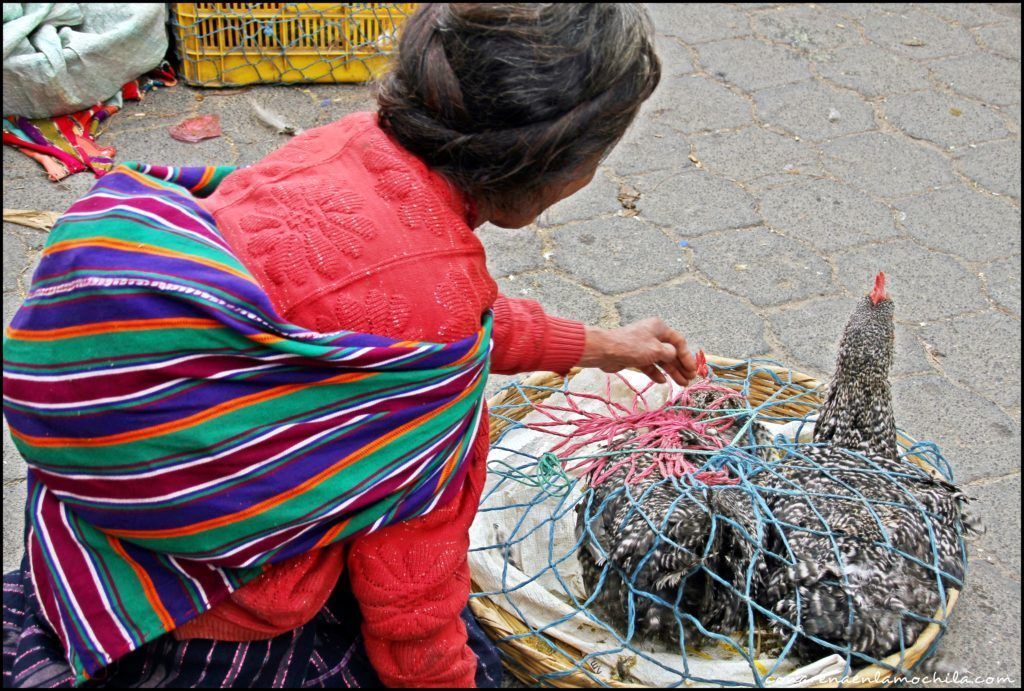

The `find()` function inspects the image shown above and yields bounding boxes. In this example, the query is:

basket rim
[475,356,961,688]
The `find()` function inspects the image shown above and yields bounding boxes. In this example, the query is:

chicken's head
[835,272,896,379]
[696,350,709,379]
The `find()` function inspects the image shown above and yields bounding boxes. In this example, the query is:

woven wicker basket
[473,355,960,688]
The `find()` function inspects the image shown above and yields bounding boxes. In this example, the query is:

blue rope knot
[536,452,572,498]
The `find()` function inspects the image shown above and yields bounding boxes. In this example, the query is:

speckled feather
[575,392,772,647]
[759,286,971,660]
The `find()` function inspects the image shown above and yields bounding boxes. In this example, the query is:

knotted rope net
[469,360,967,687]
[171,4,416,87]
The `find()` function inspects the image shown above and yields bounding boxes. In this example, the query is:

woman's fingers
[581,320,700,385]
[678,348,698,382]
[659,356,691,386]
[654,326,698,383]
[640,364,667,384]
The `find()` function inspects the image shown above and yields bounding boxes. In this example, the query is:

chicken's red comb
[696,349,709,378]
[870,271,888,305]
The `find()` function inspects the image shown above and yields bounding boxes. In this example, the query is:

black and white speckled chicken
[758,273,973,661]
[575,355,772,647]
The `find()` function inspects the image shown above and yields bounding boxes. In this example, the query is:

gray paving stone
[634,170,761,234]
[834,240,989,322]
[3,142,47,181]
[538,171,623,227]
[761,178,900,252]
[924,2,1020,27]
[738,172,820,197]
[107,118,240,167]
[22,250,44,296]
[616,281,769,357]
[896,186,1021,262]
[892,376,1020,483]
[496,273,604,325]
[2,230,26,294]
[654,76,753,134]
[3,481,26,573]
[930,53,1022,106]
[691,127,822,181]
[770,296,933,379]
[755,81,876,142]
[3,293,21,334]
[749,5,861,58]
[957,139,1022,199]
[648,3,751,44]
[605,116,694,177]
[3,172,95,222]
[697,38,812,91]
[968,475,1022,575]
[232,138,288,169]
[822,132,957,199]
[204,85,322,141]
[16,224,47,253]
[3,414,27,574]
[990,2,1023,19]
[550,216,685,294]
[816,44,933,98]
[884,92,1010,150]
[974,22,1023,60]
[1007,103,1022,130]
[0,408,24,477]
[113,82,202,121]
[690,226,834,307]
[983,256,1021,317]
[921,311,1022,409]
[476,224,545,278]
[654,35,696,77]
[309,84,379,126]
[932,557,1021,685]
[861,9,977,60]
[828,4,917,19]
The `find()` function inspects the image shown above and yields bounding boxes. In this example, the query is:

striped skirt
[3,558,503,688]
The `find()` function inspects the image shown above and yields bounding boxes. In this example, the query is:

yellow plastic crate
[172,3,417,87]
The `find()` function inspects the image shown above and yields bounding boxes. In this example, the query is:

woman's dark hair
[377,3,661,213]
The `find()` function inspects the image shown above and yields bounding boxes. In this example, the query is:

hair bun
[377,3,660,213]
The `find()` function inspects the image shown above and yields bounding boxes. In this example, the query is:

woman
[3,4,696,687]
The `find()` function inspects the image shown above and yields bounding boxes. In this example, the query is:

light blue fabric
[3,3,167,118]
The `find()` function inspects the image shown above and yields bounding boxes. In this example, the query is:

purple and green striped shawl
[1,163,493,685]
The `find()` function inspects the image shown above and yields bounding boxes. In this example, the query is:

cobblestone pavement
[3,3,1020,686]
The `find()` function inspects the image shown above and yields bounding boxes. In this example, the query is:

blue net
[469,360,969,687]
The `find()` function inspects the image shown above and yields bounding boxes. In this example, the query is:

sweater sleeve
[490,295,586,375]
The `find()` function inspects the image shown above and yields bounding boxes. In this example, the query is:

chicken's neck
[813,368,898,460]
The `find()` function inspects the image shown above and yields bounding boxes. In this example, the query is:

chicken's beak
[870,272,889,305]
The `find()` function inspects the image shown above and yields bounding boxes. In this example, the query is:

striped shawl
[1,163,492,684]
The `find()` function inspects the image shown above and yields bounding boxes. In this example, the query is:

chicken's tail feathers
[961,503,987,538]
[936,482,987,538]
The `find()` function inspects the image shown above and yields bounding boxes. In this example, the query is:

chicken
[757,272,972,661]
[575,354,773,648]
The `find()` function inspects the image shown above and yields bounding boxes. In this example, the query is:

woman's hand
[579,318,699,386]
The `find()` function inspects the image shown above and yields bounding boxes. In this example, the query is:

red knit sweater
[173,112,586,687]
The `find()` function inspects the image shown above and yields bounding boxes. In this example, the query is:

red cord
[523,372,744,487]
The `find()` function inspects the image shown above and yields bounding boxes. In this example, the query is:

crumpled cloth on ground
[3,3,168,119]
[2,62,176,180]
